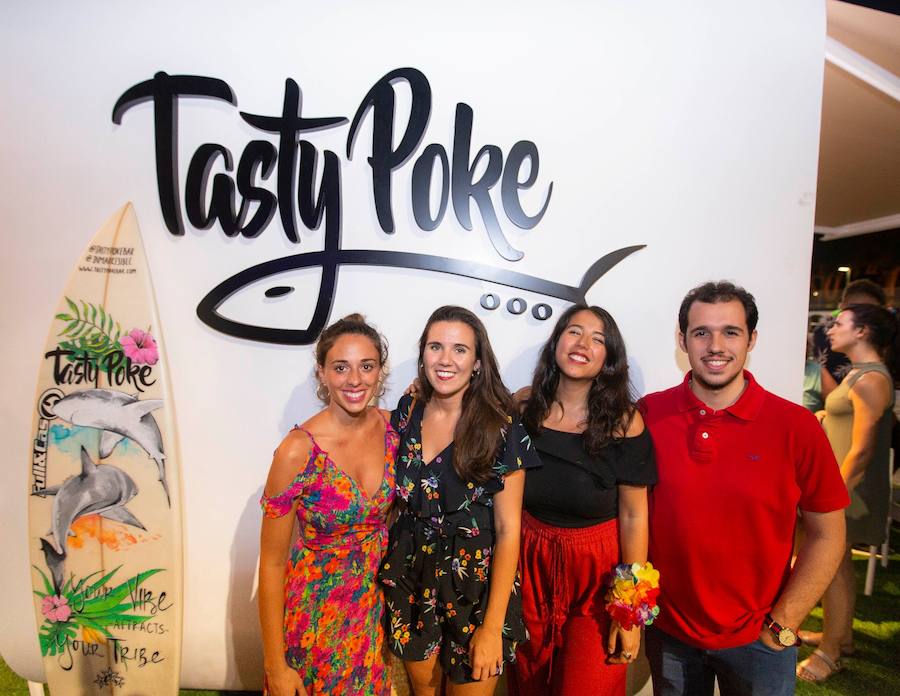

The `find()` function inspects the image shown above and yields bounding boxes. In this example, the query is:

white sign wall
[1,0,824,688]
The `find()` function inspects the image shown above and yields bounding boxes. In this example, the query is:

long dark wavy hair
[417,306,512,483]
[523,304,636,455]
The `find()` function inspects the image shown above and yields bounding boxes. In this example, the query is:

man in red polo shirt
[640,281,848,696]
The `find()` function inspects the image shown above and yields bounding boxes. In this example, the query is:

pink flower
[119,329,159,365]
[41,595,72,623]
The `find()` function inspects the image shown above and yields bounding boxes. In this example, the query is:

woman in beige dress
[797,303,898,683]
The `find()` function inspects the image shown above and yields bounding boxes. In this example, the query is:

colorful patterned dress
[260,417,398,695]
[378,395,541,683]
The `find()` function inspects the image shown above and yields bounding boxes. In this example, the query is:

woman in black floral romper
[379,306,540,692]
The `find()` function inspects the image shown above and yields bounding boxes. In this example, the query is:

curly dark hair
[678,281,759,334]
[417,306,512,483]
[523,304,636,455]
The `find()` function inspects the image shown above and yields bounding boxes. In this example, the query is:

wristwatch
[763,614,801,647]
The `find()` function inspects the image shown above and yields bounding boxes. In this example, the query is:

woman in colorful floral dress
[379,305,541,694]
[258,314,397,696]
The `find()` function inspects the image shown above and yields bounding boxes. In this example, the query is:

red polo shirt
[639,371,848,650]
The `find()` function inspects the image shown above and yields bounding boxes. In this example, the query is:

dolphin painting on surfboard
[34,447,145,593]
[27,203,183,695]
[50,388,170,505]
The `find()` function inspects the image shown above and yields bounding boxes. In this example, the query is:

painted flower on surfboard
[119,328,159,365]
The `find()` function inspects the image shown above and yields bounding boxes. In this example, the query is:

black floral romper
[378,395,540,683]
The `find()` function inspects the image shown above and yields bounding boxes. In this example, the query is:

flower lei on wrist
[605,562,661,630]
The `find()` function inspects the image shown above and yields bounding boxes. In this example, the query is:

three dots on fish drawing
[480,293,553,321]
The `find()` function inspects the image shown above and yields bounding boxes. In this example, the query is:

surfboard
[27,203,183,695]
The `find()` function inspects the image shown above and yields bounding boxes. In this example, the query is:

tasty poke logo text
[113,69,643,344]
[113,68,550,262]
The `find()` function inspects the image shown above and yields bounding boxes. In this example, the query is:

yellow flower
[81,625,107,645]
[613,581,637,604]
[633,562,660,587]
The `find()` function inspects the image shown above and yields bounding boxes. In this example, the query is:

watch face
[778,627,796,646]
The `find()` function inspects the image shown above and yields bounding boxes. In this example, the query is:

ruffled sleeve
[610,428,657,486]
[492,416,542,479]
[259,473,306,518]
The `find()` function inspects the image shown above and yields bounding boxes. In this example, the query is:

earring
[316,382,330,401]
[375,381,386,398]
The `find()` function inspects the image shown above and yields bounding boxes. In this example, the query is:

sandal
[796,648,844,683]
[797,631,855,656]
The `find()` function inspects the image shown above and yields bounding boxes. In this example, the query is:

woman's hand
[469,624,504,681]
[265,662,308,696]
[815,409,827,425]
[513,385,532,405]
[404,378,422,398]
[607,620,641,664]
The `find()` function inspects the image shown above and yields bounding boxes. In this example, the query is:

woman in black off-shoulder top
[507,304,657,696]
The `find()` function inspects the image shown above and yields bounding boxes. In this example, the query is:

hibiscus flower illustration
[119,329,159,365]
[41,594,72,623]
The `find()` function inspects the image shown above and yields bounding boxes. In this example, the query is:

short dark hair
[678,281,759,334]
[842,279,886,306]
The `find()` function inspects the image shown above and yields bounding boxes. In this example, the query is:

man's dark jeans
[645,626,797,696]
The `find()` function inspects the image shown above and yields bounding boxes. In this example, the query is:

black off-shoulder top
[523,427,656,528]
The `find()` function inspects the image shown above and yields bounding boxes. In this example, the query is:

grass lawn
[795,550,900,696]
[2,553,898,695]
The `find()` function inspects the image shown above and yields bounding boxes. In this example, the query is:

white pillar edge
[824,36,900,103]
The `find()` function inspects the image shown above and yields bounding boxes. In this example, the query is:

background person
[508,305,657,696]
[258,314,397,696]
[812,279,887,399]
[797,303,899,683]
[379,305,540,695]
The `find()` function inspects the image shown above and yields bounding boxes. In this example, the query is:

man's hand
[757,625,786,652]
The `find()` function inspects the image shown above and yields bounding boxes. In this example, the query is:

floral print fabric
[260,418,398,695]
[378,395,540,683]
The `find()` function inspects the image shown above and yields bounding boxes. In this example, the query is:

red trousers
[508,513,626,696]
